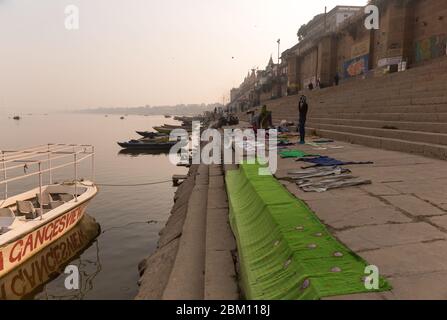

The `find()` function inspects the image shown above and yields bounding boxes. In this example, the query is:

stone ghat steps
[275,104,447,116]
[311,112,447,122]
[307,118,447,134]
[306,57,447,97]
[273,109,447,123]
[307,122,447,146]
[310,104,447,113]
[307,127,447,160]
[264,92,447,115]
[236,57,447,159]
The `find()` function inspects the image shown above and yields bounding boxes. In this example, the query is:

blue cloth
[301,156,373,167]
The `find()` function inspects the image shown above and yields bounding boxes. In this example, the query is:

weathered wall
[317,36,337,86]
[287,55,300,93]
[336,20,371,79]
[300,48,318,88]
[412,0,447,64]
[279,0,447,99]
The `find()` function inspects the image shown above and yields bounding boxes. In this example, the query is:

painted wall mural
[415,34,447,63]
[343,54,369,78]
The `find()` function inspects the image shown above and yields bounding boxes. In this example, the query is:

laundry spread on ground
[278,139,294,146]
[299,156,374,167]
[312,138,334,144]
[288,166,372,192]
[279,149,319,159]
[288,166,351,180]
[225,162,391,299]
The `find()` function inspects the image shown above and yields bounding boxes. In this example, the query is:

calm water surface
[0,114,187,299]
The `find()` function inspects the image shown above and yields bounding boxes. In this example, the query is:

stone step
[273,110,447,123]
[308,118,447,134]
[307,113,447,123]
[306,104,447,114]
[307,127,447,160]
[308,123,447,146]
[204,164,238,300]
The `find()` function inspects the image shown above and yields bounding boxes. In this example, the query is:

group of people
[249,94,309,145]
[308,74,340,91]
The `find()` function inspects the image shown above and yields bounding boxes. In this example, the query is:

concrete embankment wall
[136,163,239,300]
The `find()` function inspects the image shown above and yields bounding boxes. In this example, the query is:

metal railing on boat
[0,144,95,218]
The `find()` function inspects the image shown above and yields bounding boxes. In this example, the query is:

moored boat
[153,125,192,134]
[0,214,100,300]
[153,126,174,134]
[0,144,98,278]
[117,139,177,150]
[136,131,168,139]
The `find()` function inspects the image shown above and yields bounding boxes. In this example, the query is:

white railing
[0,144,95,211]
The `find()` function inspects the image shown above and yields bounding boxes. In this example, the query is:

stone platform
[275,135,447,299]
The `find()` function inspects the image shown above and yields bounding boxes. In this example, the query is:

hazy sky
[0,0,366,113]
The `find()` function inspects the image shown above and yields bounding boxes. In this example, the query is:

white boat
[0,144,98,278]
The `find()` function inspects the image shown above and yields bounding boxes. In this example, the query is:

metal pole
[277,39,280,66]
[91,146,95,182]
[48,144,53,185]
[74,153,78,202]
[2,151,7,200]
[38,162,43,219]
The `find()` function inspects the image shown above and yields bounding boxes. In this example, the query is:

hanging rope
[96,179,172,187]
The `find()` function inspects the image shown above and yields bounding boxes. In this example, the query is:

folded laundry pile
[288,166,371,192]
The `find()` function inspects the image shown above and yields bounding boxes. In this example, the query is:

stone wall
[285,0,447,94]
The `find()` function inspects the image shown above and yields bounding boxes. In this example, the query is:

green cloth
[225,162,391,300]
[279,149,318,159]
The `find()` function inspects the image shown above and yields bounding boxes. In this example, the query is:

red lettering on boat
[34,227,45,249]
[44,222,54,241]
[22,233,34,257]
[9,240,23,263]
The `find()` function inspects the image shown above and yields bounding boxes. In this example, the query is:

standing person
[258,105,272,129]
[334,73,340,86]
[298,95,309,144]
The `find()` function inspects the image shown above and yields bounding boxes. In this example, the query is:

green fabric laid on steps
[225,163,391,300]
[279,149,318,159]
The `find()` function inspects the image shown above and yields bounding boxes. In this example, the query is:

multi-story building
[288,5,363,93]
[286,0,447,94]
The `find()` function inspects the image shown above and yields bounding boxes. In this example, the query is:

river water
[0,114,187,299]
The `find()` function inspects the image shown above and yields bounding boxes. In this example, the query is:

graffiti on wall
[415,34,447,63]
[343,54,369,78]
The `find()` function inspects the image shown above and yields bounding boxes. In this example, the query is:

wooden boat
[118,149,170,156]
[153,126,174,134]
[117,139,176,150]
[0,144,98,278]
[153,126,192,134]
[136,131,168,139]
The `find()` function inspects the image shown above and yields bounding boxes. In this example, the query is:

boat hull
[136,131,168,138]
[0,184,97,278]
[117,142,175,150]
[0,214,100,300]
[153,127,173,134]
